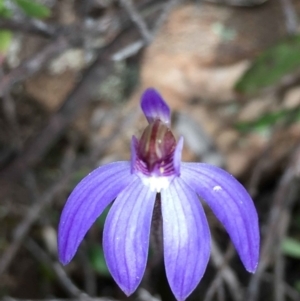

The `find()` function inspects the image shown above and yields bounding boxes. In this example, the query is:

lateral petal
[141,88,171,124]
[58,161,132,265]
[181,163,260,272]
[103,177,156,296]
[161,178,211,301]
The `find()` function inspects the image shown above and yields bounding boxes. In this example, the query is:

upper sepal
[141,88,171,125]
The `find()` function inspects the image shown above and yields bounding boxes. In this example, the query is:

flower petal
[130,135,138,173]
[161,177,211,301]
[103,177,156,296]
[173,136,184,175]
[141,88,171,124]
[181,163,259,272]
[58,161,132,265]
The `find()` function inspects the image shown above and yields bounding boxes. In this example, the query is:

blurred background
[1,0,300,300]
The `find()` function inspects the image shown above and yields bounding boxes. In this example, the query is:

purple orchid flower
[58,88,259,301]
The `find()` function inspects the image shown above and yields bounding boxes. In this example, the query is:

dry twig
[0,38,114,196]
[0,148,74,278]
[0,18,59,38]
[279,0,299,35]
[25,238,86,298]
[0,177,69,277]
[262,273,300,301]
[0,0,181,198]
[1,92,22,151]
[119,0,152,43]
[77,247,97,297]
[247,145,300,301]
[207,238,242,301]
[0,36,69,98]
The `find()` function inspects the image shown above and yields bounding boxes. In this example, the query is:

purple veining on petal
[132,132,183,179]
[131,135,149,176]
[58,162,132,265]
[181,163,260,272]
[103,177,156,296]
[161,177,211,301]
[138,119,176,172]
[141,88,171,124]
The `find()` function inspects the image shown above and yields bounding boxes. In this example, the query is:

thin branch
[247,145,300,301]
[0,18,58,38]
[25,238,85,298]
[78,247,97,297]
[112,39,144,61]
[152,0,180,35]
[279,0,299,35]
[204,276,224,301]
[217,280,225,301]
[0,0,181,199]
[274,217,287,301]
[1,92,22,151]
[274,172,299,301]
[262,273,300,301]
[119,0,152,43]
[209,237,243,301]
[0,33,117,193]
[0,148,74,278]
[0,179,68,277]
[0,36,69,97]
[136,288,161,301]
[114,0,181,60]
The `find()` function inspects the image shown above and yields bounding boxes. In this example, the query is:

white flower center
[141,175,172,192]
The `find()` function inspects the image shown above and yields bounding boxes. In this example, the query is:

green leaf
[282,237,300,259]
[235,109,288,133]
[294,280,300,292]
[235,35,300,94]
[88,244,110,276]
[0,30,12,55]
[13,0,51,18]
[39,263,55,281]
[235,107,300,133]
[0,0,13,18]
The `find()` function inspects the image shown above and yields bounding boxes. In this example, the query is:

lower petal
[58,161,132,265]
[181,163,259,272]
[161,178,211,301]
[103,177,156,296]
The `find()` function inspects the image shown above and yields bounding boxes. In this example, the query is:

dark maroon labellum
[138,119,176,172]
